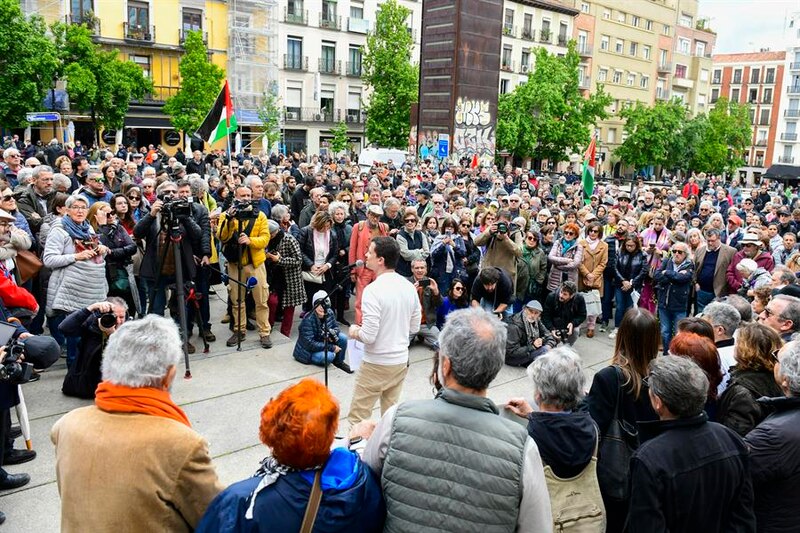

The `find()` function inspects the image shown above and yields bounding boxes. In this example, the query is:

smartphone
[0,321,17,346]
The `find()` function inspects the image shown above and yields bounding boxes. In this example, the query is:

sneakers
[226,332,246,346]
[333,360,354,374]
[598,322,607,333]
[221,314,231,324]
[203,330,216,343]
[260,334,273,349]
[187,342,196,354]
[608,328,618,339]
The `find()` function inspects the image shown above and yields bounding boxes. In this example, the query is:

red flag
[470,154,479,169]
[223,81,234,128]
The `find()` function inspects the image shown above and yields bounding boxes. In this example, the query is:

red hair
[669,332,723,401]
[259,379,339,469]
[563,222,580,237]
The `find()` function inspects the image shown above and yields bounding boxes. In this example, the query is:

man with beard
[599,217,629,331]
[726,233,775,295]
[504,300,556,366]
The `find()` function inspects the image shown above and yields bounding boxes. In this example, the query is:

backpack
[544,427,606,532]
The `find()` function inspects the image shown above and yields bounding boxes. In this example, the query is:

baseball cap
[312,290,329,308]
[524,300,543,312]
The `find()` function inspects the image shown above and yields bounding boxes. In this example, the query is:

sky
[699,0,797,54]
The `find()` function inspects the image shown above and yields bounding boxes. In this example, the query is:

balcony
[347,17,370,33]
[672,76,694,89]
[578,45,592,56]
[319,58,341,75]
[66,13,101,35]
[787,85,800,95]
[779,156,795,164]
[579,78,591,90]
[539,30,551,44]
[765,76,775,84]
[557,34,568,46]
[319,14,342,30]
[786,109,800,118]
[283,54,309,71]
[656,90,671,101]
[781,133,799,142]
[657,62,672,73]
[521,28,535,41]
[712,77,721,84]
[285,8,308,25]
[346,61,362,77]
[137,85,179,103]
[503,25,516,38]
[284,107,345,123]
[500,60,515,72]
[790,62,800,70]
[345,109,367,124]
[179,29,207,45]
[124,22,155,42]
[755,139,768,146]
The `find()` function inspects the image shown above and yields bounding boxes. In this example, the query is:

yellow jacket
[216,212,270,267]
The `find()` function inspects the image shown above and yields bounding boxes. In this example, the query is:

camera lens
[99,312,117,329]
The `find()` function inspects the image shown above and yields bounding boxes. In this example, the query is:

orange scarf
[94,381,191,427]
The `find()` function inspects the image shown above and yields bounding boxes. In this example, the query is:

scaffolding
[20,0,65,22]
[228,0,279,151]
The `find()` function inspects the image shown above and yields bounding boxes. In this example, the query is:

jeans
[309,332,347,366]
[614,288,634,327]
[480,299,513,318]
[141,276,175,316]
[695,289,715,315]
[659,307,687,353]
[601,275,615,324]
[47,312,79,369]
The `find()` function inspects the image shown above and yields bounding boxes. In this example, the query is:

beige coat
[579,239,609,296]
[51,406,223,533]
[474,228,523,290]
[693,244,736,297]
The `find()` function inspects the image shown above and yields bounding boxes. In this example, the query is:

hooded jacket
[526,410,596,479]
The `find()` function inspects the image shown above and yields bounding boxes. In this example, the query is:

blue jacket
[653,257,694,312]
[429,233,466,283]
[197,447,385,533]
[293,308,340,364]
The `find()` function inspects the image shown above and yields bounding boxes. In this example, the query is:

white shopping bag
[347,339,364,371]
[631,289,641,309]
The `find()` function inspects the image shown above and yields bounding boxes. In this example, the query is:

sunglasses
[453,286,465,292]
[404,218,417,223]
[434,201,444,205]
[1,195,13,200]
[589,229,600,234]
[460,223,471,227]
[671,249,685,254]
[341,198,352,202]
[770,348,780,364]
[564,231,576,236]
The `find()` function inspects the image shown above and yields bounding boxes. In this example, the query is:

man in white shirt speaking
[347,236,421,426]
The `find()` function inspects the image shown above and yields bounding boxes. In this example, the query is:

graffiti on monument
[454,97,495,165]
[410,126,441,161]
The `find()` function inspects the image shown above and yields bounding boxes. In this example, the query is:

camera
[322,328,339,344]
[230,200,259,220]
[0,340,33,384]
[557,328,570,341]
[419,277,431,288]
[158,195,191,221]
[99,312,117,329]
[497,222,508,234]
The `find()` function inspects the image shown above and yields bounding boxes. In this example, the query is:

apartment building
[498,0,579,95]
[711,51,785,183]
[670,0,715,117]
[775,12,800,171]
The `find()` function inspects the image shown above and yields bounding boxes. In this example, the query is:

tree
[257,86,282,153]
[330,121,349,155]
[163,30,225,135]
[362,0,418,148]
[52,23,152,143]
[496,41,611,162]
[0,0,59,128]
[614,99,688,171]
[691,98,751,175]
[667,113,709,173]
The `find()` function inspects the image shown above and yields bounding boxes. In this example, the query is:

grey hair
[718,295,753,322]
[439,307,506,390]
[383,197,400,209]
[52,173,71,190]
[774,266,797,286]
[702,302,740,337]
[774,295,800,332]
[777,341,800,396]
[101,314,182,387]
[106,296,128,312]
[156,180,177,195]
[188,176,208,197]
[244,175,262,188]
[328,201,347,216]
[737,258,757,273]
[271,203,289,222]
[704,227,722,239]
[87,167,103,180]
[32,165,54,178]
[527,346,585,410]
[17,168,34,185]
[65,194,88,208]
[648,355,708,418]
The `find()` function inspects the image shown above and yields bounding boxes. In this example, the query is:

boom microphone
[344,260,365,269]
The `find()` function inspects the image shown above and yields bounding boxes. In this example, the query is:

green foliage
[52,23,152,138]
[496,41,611,162]
[615,99,688,170]
[362,0,418,148]
[257,86,282,153]
[330,121,349,154]
[690,98,751,175]
[0,0,59,128]
[163,31,225,134]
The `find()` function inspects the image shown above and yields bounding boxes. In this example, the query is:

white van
[357,148,410,170]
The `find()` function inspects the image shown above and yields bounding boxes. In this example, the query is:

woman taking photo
[297,211,339,313]
[547,222,583,293]
[429,216,466,294]
[586,307,660,533]
[87,201,137,313]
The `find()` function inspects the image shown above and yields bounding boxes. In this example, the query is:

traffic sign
[26,112,61,122]
[437,133,449,159]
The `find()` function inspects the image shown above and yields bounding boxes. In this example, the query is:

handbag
[596,366,639,502]
[299,469,323,533]
[302,270,325,284]
[15,249,43,283]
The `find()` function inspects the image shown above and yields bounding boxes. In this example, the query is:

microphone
[343,260,365,270]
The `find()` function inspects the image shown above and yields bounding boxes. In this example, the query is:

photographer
[217,186,273,348]
[407,259,443,350]
[470,267,514,319]
[473,209,523,292]
[542,281,587,346]
[60,298,127,399]
[505,300,556,366]
[134,181,202,319]
[292,290,352,373]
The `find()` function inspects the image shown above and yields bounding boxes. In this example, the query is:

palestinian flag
[195,81,238,145]
[582,136,596,205]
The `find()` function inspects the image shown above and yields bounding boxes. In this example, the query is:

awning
[123,116,174,129]
[763,164,800,181]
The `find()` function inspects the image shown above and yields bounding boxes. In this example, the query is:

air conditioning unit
[286,111,299,120]
[314,113,324,121]
[521,65,529,73]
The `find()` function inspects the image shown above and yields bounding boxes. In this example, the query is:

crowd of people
[2,137,800,531]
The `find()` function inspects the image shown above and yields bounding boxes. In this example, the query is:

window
[348,46,362,76]
[712,69,721,83]
[749,88,758,103]
[749,108,756,124]
[285,83,302,115]
[615,39,623,54]
[578,31,588,52]
[627,73,635,86]
[350,5,363,19]
[645,19,653,31]
[581,2,589,13]
[697,69,708,82]
[129,54,150,78]
[71,0,93,23]
[711,88,719,102]
[656,79,665,98]
[321,42,336,72]
[629,42,638,56]
[766,68,775,84]
[127,1,150,33]
[641,75,649,88]
[598,68,608,81]
[541,18,551,39]
[347,90,361,121]
[678,38,690,54]
[751,68,760,84]
[500,79,510,94]
[523,14,533,38]
[612,70,622,84]
[602,9,610,19]
[675,64,687,78]
[643,45,651,60]
[631,15,640,27]
[321,0,336,23]
[733,69,742,84]
[679,13,693,27]
[521,50,530,70]
[182,8,202,34]
[502,46,512,69]
[607,128,616,144]
[760,109,770,125]
[695,41,706,57]
[731,88,740,102]
[600,35,609,51]
[617,12,626,23]
[659,49,668,65]
[558,22,568,44]
[504,8,514,29]
[763,87,772,103]
[287,37,303,69]
[663,24,670,36]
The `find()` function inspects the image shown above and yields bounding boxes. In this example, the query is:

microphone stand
[317,263,361,388]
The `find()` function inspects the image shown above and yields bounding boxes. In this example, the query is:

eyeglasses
[460,223,471,227]
[510,199,520,203]
[588,229,600,234]
[341,198,352,202]
[7,154,20,158]
[453,286,464,292]
[671,249,685,254]
[404,218,417,223]
[127,195,141,201]
[433,201,444,205]
[526,236,537,241]
[69,205,88,211]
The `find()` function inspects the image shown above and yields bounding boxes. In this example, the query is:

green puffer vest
[382,388,528,533]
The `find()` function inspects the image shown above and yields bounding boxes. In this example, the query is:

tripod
[316,267,356,387]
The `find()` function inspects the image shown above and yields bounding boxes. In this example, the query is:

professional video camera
[496,222,509,234]
[229,199,259,220]
[0,322,33,384]
[157,196,192,222]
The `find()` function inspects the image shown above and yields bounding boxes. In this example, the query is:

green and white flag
[582,136,596,205]
[195,80,238,145]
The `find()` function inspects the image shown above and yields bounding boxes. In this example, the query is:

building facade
[775,12,800,170]
[711,51,785,183]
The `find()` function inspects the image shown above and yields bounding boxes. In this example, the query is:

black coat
[133,212,201,281]
[614,250,647,289]
[603,235,620,279]
[542,291,587,332]
[504,311,555,367]
[527,410,596,479]
[628,414,756,533]
[653,257,694,312]
[296,226,339,282]
[744,396,800,533]
[585,365,658,439]
[718,368,783,437]
[60,307,105,399]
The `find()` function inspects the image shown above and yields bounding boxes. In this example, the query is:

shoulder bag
[596,365,639,502]
[299,469,323,533]
[15,249,43,284]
